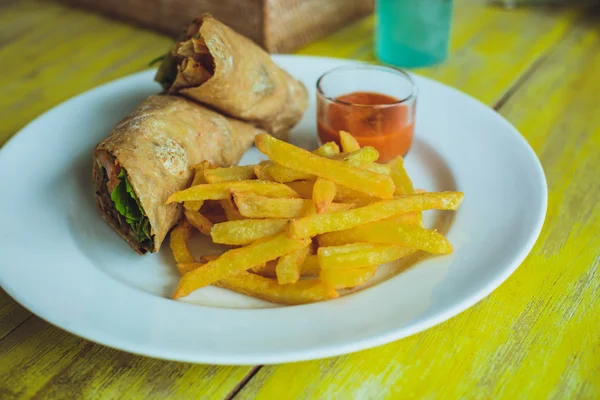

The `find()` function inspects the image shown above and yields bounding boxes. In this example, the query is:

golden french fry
[320,266,378,289]
[252,255,320,278]
[184,162,216,211]
[174,234,311,298]
[313,178,336,214]
[184,209,214,236]
[204,165,256,183]
[388,156,414,195]
[211,219,289,245]
[232,192,354,219]
[330,147,379,167]
[339,130,361,152]
[286,180,376,204]
[318,219,453,254]
[363,163,391,175]
[253,161,273,181]
[169,220,195,274]
[314,141,341,157]
[214,272,338,305]
[233,192,309,219]
[221,196,245,221]
[276,244,311,284]
[255,134,395,198]
[318,243,417,270]
[167,180,299,203]
[288,192,464,239]
[199,254,220,263]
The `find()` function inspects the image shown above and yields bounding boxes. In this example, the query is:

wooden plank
[0,289,31,341]
[0,0,171,146]
[0,316,254,399]
[235,13,600,400]
[297,0,579,106]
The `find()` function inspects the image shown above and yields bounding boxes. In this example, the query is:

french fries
[184,209,213,236]
[167,131,464,305]
[174,234,310,298]
[318,243,417,270]
[214,272,338,305]
[167,180,299,203]
[169,220,195,271]
[255,134,395,198]
[318,219,452,254]
[276,244,311,284]
[313,178,337,214]
[289,192,464,239]
[233,192,309,219]
[211,219,289,245]
[204,165,256,183]
[184,161,216,211]
[320,266,377,289]
[339,130,361,152]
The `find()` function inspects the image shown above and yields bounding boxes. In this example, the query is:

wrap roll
[93,95,264,254]
[155,14,308,139]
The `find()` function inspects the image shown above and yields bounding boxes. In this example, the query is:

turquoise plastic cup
[375,0,454,68]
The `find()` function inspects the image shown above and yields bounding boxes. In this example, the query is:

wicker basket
[61,0,374,53]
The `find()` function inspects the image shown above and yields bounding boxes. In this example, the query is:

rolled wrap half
[155,14,308,139]
[93,95,264,254]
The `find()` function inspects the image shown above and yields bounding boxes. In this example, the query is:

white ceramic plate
[0,55,547,365]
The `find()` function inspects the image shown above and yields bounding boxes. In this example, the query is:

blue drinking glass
[376,0,454,68]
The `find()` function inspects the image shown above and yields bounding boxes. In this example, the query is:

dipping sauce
[317,91,415,162]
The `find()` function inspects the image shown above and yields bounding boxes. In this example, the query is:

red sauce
[317,91,415,162]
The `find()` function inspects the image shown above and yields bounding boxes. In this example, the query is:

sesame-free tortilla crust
[157,14,308,139]
[93,95,264,253]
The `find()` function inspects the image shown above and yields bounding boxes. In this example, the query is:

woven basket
[61,0,374,53]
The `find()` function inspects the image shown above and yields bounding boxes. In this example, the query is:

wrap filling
[95,151,153,252]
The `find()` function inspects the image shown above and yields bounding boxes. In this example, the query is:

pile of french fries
[166,132,463,305]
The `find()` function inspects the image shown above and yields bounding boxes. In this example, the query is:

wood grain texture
[0,316,255,399]
[0,0,171,147]
[235,10,600,400]
[297,0,579,106]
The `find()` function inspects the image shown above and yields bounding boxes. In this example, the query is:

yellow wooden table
[1,0,598,398]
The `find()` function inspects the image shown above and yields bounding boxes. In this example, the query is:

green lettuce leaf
[110,168,153,247]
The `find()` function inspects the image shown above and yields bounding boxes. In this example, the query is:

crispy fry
[211,219,289,245]
[255,134,395,198]
[330,147,379,167]
[199,254,220,263]
[288,192,464,238]
[184,209,214,236]
[184,165,211,211]
[253,162,273,181]
[388,156,414,195]
[320,266,378,289]
[221,196,245,221]
[318,243,417,270]
[318,219,453,254]
[276,243,311,284]
[252,255,320,278]
[204,165,256,183]
[233,192,353,219]
[339,130,361,152]
[169,220,195,274]
[313,178,337,214]
[287,180,376,203]
[363,163,391,175]
[214,272,338,305]
[174,234,311,297]
[314,141,341,157]
[167,180,299,203]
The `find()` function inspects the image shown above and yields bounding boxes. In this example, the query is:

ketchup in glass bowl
[316,65,417,162]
